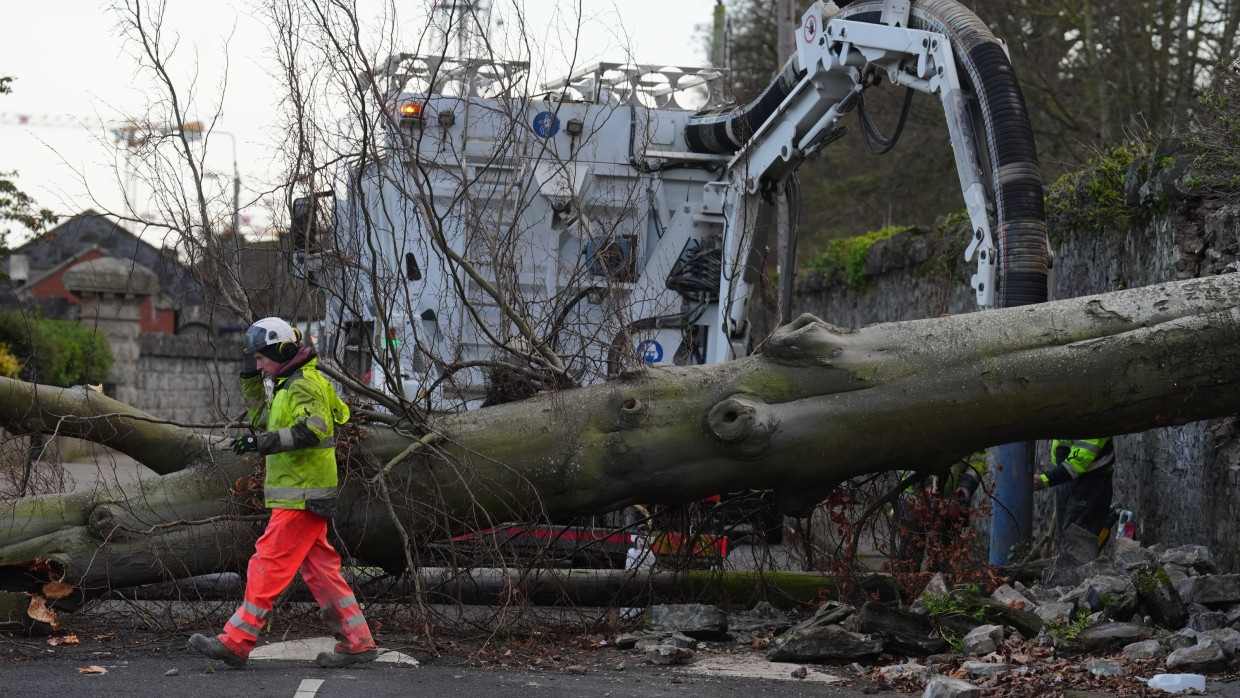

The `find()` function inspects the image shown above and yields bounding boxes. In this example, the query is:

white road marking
[293,678,325,698]
[249,637,418,665]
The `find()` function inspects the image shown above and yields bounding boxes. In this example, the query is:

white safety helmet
[243,317,302,360]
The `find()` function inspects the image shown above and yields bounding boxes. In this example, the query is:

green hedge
[0,311,113,386]
[803,225,909,289]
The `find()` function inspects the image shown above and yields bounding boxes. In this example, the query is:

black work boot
[316,648,378,668]
[188,633,247,668]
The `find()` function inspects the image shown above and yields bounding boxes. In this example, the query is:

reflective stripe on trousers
[320,594,371,651]
[225,599,270,643]
[218,508,375,658]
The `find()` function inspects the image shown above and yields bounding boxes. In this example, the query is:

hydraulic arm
[683,0,1047,358]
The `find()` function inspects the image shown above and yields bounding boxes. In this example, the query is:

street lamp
[109,120,241,236]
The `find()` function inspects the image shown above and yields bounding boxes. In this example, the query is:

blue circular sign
[636,339,664,364]
[532,111,560,138]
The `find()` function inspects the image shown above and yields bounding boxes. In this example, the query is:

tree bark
[119,567,838,608]
[2,273,1239,593]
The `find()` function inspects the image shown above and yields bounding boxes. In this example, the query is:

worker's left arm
[954,450,986,500]
[1035,442,1093,490]
[254,379,333,455]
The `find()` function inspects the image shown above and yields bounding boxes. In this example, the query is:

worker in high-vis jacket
[897,450,986,567]
[1033,437,1116,540]
[189,317,378,669]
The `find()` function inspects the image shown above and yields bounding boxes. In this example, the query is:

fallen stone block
[1176,574,1240,606]
[990,584,1033,610]
[922,674,980,698]
[1134,567,1188,629]
[1122,639,1162,662]
[878,661,928,682]
[614,632,643,649]
[1188,603,1229,631]
[646,644,694,665]
[728,601,794,634]
[1164,628,1200,651]
[961,660,1010,677]
[1201,627,1240,658]
[1066,575,1137,620]
[1035,601,1074,624]
[646,604,728,639]
[854,601,946,657]
[1166,637,1227,673]
[1107,537,1155,571]
[663,632,697,649]
[765,624,883,663]
[1061,622,1151,655]
[910,576,948,616]
[1225,604,1240,628]
[1159,544,1218,575]
[962,624,1003,656]
[1045,525,1104,588]
[975,598,1044,638]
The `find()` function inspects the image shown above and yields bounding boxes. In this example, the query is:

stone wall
[794,198,1240,569]
[134,334,245,427]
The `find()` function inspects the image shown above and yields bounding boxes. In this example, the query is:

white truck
[297,0,1048,415]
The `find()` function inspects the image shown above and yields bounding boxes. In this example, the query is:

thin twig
[368,431,443,483]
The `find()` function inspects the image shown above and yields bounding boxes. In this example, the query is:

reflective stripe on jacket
[900,450,987,496]
[241,355,350,510]
[938,450,986,495]
[1041,437,1114,489]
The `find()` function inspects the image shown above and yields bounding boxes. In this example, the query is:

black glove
[232,434,260,455]
[240,352,259,379]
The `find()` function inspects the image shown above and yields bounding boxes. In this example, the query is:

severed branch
[0,382,208,475]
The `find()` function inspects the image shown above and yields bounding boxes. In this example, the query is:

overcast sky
[1,0,719,243]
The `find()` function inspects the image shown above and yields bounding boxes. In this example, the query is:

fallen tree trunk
[1,273,1239,594]
[117,567,837,609]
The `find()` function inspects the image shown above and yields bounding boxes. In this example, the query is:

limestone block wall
[134,334,245,427]
[794,199,1240,569]
[793,226,980,326]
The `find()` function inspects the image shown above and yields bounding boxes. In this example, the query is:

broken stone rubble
[923,674,981,698]
[961,624,1004,655]
[1165,635,1227,672]
[610,537,1240,694]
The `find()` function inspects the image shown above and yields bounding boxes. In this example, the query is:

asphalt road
[9,632,1240,698]
[0,637,906,698]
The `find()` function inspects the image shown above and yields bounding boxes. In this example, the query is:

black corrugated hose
[684,0,1047,308]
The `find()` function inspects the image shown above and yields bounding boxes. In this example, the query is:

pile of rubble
[611,532,1240,696]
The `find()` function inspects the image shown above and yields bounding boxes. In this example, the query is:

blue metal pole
[989,441,1035,564]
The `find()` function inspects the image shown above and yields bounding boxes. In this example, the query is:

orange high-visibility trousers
[218,508,376,658]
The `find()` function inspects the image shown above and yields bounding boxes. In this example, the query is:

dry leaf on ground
[77,665,107,674]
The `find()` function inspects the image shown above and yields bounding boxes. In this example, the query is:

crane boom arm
[686,0,1047,359]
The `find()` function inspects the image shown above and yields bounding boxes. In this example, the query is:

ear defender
[279,328,303,359]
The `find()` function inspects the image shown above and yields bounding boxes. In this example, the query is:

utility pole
[710,1,728,69]
[214,131,241,237]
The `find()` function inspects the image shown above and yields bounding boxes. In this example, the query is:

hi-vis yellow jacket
[241,355,350,512]
[1038,437,1114,489]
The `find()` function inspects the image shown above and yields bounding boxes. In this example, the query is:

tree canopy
[720,0,1240,252]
